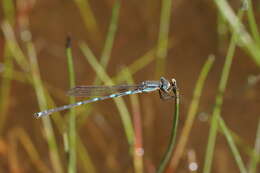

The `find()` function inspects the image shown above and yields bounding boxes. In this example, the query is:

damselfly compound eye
[160,77,171,91]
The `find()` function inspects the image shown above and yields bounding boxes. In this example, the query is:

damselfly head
[160,77,171,92]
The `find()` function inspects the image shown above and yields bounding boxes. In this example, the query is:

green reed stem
[157,80,179,173]
[203,10,244,173]
[168,55,215,172]
[155,0,173,77]
[122,68,144,173]
[66,38,77,173]
[27,41,64,173]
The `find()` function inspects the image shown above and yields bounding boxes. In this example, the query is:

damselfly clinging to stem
[34,77,177,118]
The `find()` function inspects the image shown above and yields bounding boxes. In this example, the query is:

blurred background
[0,0,259,173]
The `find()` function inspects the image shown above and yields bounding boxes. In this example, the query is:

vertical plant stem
[203,10,244,173]
[168,55,215,172]
[123,69,144,173]
[157,79,179,173]
[27,41,63,173]
[155,0,173,77]
[131,95,144,173]
[66,38,77,173]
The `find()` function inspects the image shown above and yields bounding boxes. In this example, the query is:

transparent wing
[67,85,141,97]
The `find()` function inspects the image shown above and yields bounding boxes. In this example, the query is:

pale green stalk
[66,38,77,173]
[27,41,64,173]
[203,10,243,173]
[122,69,144,173]
[155,0,173,77]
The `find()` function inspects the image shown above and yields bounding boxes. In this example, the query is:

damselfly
[34,77,177,118]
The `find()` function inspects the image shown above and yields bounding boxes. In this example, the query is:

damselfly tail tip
[33,112,41,118]
[33,111,48,118]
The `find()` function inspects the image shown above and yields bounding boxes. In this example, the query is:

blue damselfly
[34,77,177,118]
